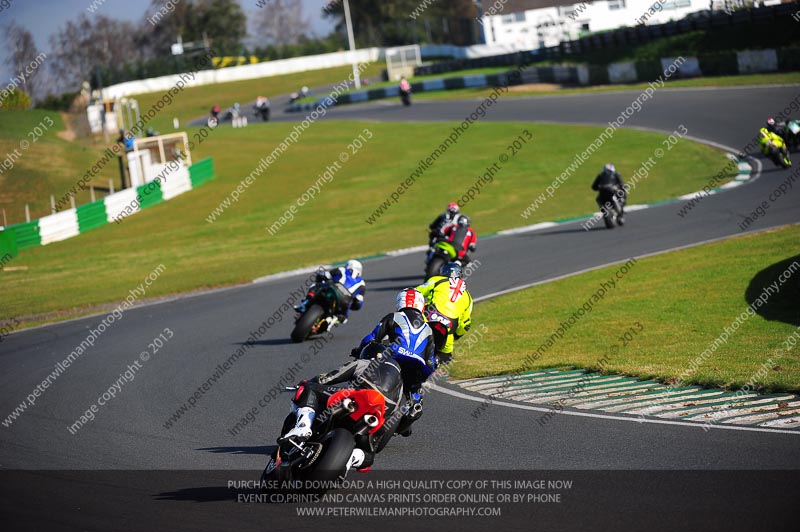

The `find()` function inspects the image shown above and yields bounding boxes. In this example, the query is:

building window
[502,12,526,23]
[607,0,626,9]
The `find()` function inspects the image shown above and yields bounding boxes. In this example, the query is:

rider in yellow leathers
[415,262,473,364]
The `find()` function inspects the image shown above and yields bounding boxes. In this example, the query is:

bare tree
[3,22,43,99]
[48,15,140,92]
[252,0,311,47]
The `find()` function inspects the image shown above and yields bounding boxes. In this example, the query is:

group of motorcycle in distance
[589,117,799,231]
[262,209,474,489]
[207,96,272,128]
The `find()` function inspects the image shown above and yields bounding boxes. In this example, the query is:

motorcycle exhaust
[363,414,380,428]
[342,398,357,413]
[411,402,423,416]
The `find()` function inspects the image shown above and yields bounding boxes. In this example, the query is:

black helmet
[457,215,470,227]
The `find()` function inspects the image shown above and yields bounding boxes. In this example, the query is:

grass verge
[1,119,734,326]
[450,225,800,393]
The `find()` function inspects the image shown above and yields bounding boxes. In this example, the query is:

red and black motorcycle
[261,351,405,485]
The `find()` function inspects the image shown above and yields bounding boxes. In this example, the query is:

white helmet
[345,259,362,278]
[396,288,425,313]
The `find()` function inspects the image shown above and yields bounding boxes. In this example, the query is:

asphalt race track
[2,85,799,531]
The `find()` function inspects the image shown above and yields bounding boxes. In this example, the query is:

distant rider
[415,262,473,365]
[442,215,477,263]
[428,202,460,244]
[592,163,627,222]
[351,288,436,436]
[766,117,786,139]
[294,259,365,324]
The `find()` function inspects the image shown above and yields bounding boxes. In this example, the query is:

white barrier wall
[419,43,532,59]
[39,210,80,245]
[608,62,638,84]
[737,49,779,74]
[662,57,702,78]
[105,48,383,99]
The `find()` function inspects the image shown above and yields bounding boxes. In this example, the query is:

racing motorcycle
[596,184,625,229]
[291,280,351,343]
[763,134,792,169]
[261,346,406,485]
[253,97,270,122]
[784,120,800,150]
[424,237,460,280]
[400,88,411,107]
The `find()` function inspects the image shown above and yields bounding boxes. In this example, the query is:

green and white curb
[453,368,800,430]
[0,158,214,257]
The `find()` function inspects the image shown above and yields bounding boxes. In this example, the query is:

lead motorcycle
[291,279,351,343]
[261,346,407,485]
[596,184,625,229]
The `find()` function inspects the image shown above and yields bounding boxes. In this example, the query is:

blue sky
[1,0,336,80]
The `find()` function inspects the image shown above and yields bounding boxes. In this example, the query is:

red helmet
[767,117,776,127]
[446,202,459,216]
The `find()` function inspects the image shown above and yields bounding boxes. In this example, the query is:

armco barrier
[0,158,214,257]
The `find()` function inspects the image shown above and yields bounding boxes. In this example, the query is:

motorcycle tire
[291,304,325,343]
[425,256,446,280]
[302,428,355,482]
[603,212,615,229]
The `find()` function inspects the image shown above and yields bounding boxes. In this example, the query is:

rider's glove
[350,347,361,359]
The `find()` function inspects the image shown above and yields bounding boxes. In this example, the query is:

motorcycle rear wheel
[291,304,325,343]
[426,256,447,280]
[302,428,355,482]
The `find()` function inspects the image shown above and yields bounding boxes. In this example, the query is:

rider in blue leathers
[295,259,365,323]
[351,288,436,436]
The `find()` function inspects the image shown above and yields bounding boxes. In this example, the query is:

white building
[480,0,751,50]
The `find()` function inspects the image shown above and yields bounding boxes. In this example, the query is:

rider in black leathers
[591,164,627,221]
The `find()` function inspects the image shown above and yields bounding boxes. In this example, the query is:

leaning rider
[351,289,437,437]
[428,202,461,244]
[295,259,365,324]
[441,214,477,264]
[415,262,473,365]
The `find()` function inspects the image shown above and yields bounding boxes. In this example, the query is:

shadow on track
[234,338,294,347]
[197,445,276,456]
[155,486,242,502]
[745,254,800,326]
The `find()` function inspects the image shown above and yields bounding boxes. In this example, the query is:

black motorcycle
[597,184,625,229]
[261,348,406,485]
[291,280,351,343]
[253,99,270,122]
[400,88,411,107]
